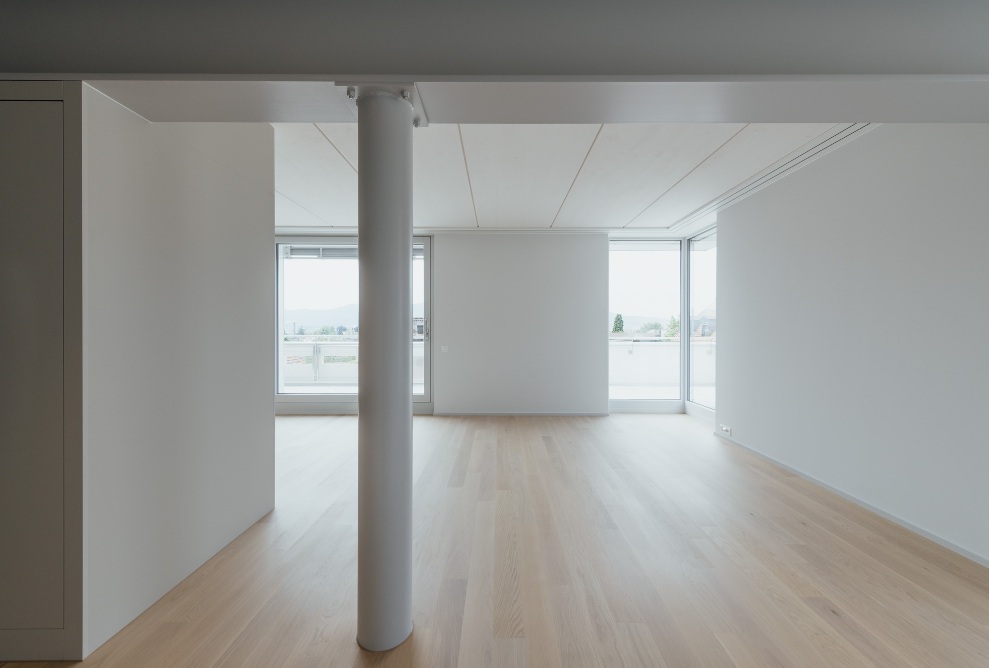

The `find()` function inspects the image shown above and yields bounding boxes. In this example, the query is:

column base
[356,623,414,653]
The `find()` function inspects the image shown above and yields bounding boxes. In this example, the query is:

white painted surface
[432,233,608,414]
[88,80,355,122]
[274,123,356,227]
[355,90,414,651]
[314,122,359,168]
[412,124,476,228]
[78,79,989,125]
[276,190,327,227]
[275,123,476,229]
[629,123,837,227]
[415,80,989,124]
[275,122,865,234]
[553,124,743,228]
[459,125,600,227]
[81,85,275,655]
[718,123,989,563]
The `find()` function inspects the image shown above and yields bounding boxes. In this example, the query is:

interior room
[2,2,989,665]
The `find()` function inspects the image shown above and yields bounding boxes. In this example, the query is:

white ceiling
[82,80,884,237]
[88,79,989,124]
[274,122,841,234]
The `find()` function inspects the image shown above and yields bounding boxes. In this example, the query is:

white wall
[81,86,275,655]
[718,123,989,564]
[433,233,608,415]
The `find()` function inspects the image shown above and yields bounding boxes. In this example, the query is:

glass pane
[609,241,681,400]
[689,231,717,408]
[279,244,360,394]
[278,242,427,396]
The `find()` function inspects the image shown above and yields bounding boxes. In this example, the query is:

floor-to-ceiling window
[276,237,429,402]
[689,228,717,408]
[609,240,682,401]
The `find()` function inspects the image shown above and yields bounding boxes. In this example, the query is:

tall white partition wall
[81,85,276,654]
[432,233,609,415]
[717,123,989,565]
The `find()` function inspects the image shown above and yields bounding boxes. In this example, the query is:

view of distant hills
[285,306,687,334]
[284,303,424,332]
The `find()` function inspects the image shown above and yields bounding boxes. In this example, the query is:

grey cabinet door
[0,101,65,630]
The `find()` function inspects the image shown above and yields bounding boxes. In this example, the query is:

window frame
[274,234,432,415]
[685,225,717,418]
[607,238,685,414]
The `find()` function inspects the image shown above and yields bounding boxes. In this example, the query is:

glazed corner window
[689,229,716,409]
[609,240,682,400]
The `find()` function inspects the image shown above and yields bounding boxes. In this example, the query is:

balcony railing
[279,336,425,394]
[608,336,715,401]
[277,335,714,401]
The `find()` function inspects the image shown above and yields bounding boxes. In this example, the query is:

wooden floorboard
[5,414,989,667]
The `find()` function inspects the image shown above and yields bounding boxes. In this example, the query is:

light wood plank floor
[7,415,989,667]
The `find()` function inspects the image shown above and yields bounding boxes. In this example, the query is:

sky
[609,248,680,319]
[609,245,717,321]
[283,256,425,310]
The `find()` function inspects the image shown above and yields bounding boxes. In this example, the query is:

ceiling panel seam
[673,122,841,227]
[276,190,335,227]
[549,124,603,229]
[622,123,748,228]
[668,123,868,232]
[315,123,357,173]
[457,124,480,228]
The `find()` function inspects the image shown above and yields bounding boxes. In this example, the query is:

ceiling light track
[668,123,876,233]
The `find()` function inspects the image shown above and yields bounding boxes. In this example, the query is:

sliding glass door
[609,240,682,402]
[688,229,717,408]
[276,237,430,403]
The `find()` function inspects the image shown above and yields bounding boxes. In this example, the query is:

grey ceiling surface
[4,2,989,76]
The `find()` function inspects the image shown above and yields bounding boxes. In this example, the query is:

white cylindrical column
[356,88,414,652]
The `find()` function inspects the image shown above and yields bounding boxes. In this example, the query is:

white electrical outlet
[720,424,732,436]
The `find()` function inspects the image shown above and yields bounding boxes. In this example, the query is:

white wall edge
[716,433,989,571]
[609,399,684,414]
[685,401,715,423]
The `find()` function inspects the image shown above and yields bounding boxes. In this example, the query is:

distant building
[692,307,717,337]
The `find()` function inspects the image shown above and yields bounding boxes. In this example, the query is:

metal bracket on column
[336,81,429,128]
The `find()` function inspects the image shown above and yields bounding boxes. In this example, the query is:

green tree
[637,321,664,335]
[317,325,334,335]
[296,326,306,336]
[336,325,347,335]
[612,313,624,333]
[666,315,680,339]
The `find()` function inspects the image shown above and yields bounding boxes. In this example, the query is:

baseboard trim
[275,402,434,415]
[432,412,609,417]
[715,432,989,571]
[609,399,683,414]
[685,401,715,423]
